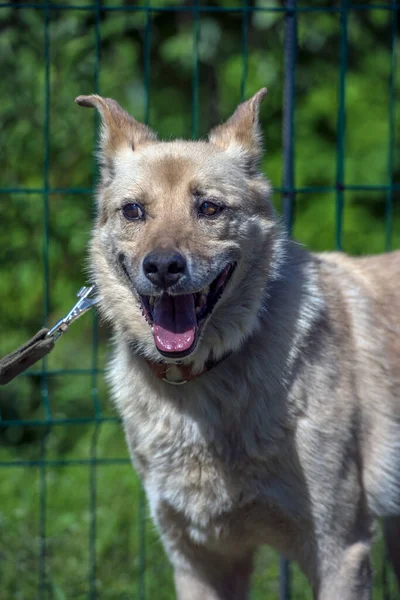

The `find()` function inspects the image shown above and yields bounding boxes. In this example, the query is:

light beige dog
[76,89,400,599]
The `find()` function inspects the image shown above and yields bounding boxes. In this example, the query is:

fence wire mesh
[0,1,399,599]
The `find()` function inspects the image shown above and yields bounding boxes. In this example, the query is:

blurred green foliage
[0,0,399,598]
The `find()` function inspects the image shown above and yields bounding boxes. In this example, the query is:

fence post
[282,0,297,238]
[385,0,398,252]
[280,0,297,597]
[335,0,348,250]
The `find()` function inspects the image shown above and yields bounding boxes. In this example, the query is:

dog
[76,89,400,599]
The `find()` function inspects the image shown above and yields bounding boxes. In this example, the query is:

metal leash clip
[46,285,100,341]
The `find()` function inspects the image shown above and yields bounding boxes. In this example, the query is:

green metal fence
[0,1,399,599]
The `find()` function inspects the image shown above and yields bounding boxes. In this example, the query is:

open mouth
[138,263,235,357]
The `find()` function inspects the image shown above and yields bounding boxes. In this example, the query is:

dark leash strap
[0,329,55,385]
[0,286,99,386]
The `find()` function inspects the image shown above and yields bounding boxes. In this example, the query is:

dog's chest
[122,388,300,551]
[146,440,300,553]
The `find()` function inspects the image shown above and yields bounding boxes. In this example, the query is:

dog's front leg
[170,545,254,600]
[315,542,372,600]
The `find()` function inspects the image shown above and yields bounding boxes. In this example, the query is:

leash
[0,285,231,386]
[0,286,99,385]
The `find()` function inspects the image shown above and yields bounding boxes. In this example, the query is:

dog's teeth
[149,296,154,307]
[203,286,210,295]
[195,306,201,314]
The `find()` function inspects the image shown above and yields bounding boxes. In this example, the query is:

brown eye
[198,201,223,217]
[122,203,145,221]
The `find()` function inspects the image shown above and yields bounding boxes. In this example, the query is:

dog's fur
[76,90,400,599]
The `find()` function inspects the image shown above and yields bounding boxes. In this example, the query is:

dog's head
[77,90,283,368]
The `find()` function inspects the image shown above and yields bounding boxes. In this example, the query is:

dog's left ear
[208,88,267,169]
[75,94,157,182]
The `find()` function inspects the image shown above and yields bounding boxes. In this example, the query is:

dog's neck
[142,240,319,388]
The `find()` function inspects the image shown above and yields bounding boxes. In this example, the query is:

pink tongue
[153,294,197,353]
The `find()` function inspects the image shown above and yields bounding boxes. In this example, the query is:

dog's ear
[75,94,157,181]
[208,88,267,170]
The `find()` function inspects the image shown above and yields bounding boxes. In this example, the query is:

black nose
[143,249,187,289]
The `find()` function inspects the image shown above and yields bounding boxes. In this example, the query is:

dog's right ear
[75,95,157,182]
[208,88,267,172]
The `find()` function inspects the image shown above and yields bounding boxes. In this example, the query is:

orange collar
[146,352,231,385]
